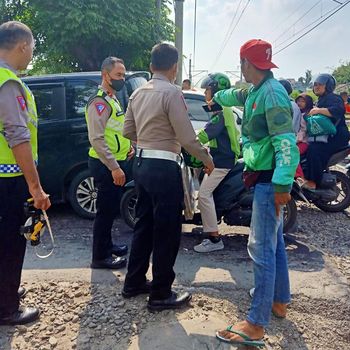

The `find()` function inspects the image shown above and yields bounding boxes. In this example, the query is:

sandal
[216,325,265,348]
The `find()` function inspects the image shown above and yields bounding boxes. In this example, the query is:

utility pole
[156,0,162,41]
[189,56,192,83]
[174,0,184,85]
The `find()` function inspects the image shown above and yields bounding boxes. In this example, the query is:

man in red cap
[210,39,299,346]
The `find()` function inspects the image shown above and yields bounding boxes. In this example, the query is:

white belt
[136,149,182,164]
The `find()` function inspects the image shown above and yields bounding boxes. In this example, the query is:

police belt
[136,149,182,165]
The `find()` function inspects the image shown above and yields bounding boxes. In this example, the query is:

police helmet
[201,73,231,94]
[279,79,293,95]
[314,74,336,93]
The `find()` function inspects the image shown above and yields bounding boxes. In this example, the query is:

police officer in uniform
[0,21,51,325]
[86,57,133,269]
[122,43,214,310]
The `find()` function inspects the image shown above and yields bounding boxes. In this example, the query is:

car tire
[68,169,97,219]
[120,188,138,229]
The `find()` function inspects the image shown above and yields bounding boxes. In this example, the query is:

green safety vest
[0,68,38,177]
[85,89,130,161]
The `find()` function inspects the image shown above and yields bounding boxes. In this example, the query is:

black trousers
[0,176,28,317]
[124,158,183,300]
[88,157,131,261]
[306,126,350,184]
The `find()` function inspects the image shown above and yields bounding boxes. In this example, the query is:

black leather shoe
[122,281,151,298]
[91,257,127,270]
[0,306,40,325]
[112,244,128,257]
[18,287,27,299]
[147,291,192,311]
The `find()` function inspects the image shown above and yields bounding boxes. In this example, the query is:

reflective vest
[0,68,38,177]
[85,89,130,161]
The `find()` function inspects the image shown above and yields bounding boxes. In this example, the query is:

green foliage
[291,89,317,102]
[2,0,174,73]
[333,61,350,84]
[297,69,312,90]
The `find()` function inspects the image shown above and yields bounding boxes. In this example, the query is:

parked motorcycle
[293,145,350,212]
[120,159,298,233]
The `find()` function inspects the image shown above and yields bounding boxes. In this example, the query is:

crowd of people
[1,19,349,348]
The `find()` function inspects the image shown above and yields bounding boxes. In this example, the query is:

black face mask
[109,77,125,91]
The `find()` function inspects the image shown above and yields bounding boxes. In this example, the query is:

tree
[297,69,312,90]
[2,0,174,73]
[333,61,350,84]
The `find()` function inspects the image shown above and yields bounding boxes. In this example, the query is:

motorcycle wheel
[283,198,297,233]
[120,188,138,229]
[314,170,350,212]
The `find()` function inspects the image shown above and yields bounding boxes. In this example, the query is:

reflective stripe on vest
[0,68,38,177]
[85,89,130,161]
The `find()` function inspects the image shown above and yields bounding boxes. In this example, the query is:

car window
[65,80,98,119]
[125,76,148,96]
[28,83,65,121]
[185,98,210,122]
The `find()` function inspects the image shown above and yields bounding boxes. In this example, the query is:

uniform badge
[16,96,27,111]
[95,102,107,116]
[252,102,257,111]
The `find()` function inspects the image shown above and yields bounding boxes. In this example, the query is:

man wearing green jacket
[213,39,299,347]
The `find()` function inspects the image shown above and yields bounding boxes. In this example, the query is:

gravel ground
[0,202,349,350]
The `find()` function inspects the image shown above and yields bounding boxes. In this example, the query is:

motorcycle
[293,145,350,212]
[120,159,298,233]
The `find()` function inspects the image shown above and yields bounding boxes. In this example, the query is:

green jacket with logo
[0,68,38,177]
[213,72,299,192]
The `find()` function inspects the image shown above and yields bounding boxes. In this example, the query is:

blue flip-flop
[216,325,265,348]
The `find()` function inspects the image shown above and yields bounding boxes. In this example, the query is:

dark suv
[23,71,149,219]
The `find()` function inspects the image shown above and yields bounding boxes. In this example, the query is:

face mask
[110,78,125,91]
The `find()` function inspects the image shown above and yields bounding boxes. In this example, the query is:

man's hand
[274,192,291,217]
[204,159,215,175]
[127,145,135,160]
[112,168,126,186]
[29,186,51,211]
[206,99,216,110]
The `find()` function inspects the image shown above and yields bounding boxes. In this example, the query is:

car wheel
[68,169,97,219]
[120,188,138,229]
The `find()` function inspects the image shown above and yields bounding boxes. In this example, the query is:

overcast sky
[172,0,349,85]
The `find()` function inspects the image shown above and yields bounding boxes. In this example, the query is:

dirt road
[0,203,349,350]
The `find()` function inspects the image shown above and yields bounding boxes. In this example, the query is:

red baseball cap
[240,39,278,70]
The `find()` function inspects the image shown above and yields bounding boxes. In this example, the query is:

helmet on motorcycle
[182,149,203,168]
[279,79,293,95]
[200,73,231,94]
[313,74,336,93]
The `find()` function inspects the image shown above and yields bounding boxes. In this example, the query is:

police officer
[0,21,51,325]
[86,57,133,269]
[122,43,214,310]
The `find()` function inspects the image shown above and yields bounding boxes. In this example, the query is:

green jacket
[213,72,299,192]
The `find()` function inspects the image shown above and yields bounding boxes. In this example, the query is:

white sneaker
[194,238,224,253]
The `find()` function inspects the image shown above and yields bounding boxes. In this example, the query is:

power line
[267,0,305,36]
[273,0,322,45]
[275,0,350,55]
[210,0,251,70]
[274,5,336,50]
